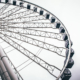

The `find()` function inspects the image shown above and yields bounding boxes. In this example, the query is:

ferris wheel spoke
[2,26,64,41]
[16,58,32,69]
[17,47,49,72]
[16,48,42,71]
[4,41,23,54]
[0,4,9,15]
[18,61,33,72]
[1,15,49,25]
[2,10,36,21]
[2,11,45,21]
[0,1,74,80]
[0,33,61,78]
[0,6,22,19]
[5,15,46,23]
[1,22,54,28]
[2,26,52,29]
[0,29,66,57]
[3,18,46,24]
[2,22,51,25]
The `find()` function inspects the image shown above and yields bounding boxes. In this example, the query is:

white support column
[0,59,11,80]
[0,66,5,80]
[0,45,18,80]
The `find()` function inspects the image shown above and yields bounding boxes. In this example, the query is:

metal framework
[0,29,66,57]
[0,33,61,78]
[0,0,74,80]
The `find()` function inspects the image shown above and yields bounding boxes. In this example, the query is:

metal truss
[0,6,21,19]
[0,29,66,57]
[1,23,54,28]
[5,15,46,22]
[0,0,73,80]
[3,10,34,20]
[0,33,61,78]
[5,27,64,40]
[0,25,64,40]
[0,4,9,15]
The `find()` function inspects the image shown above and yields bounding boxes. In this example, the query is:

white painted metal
[0,59,11,80]
[0,45,18,80]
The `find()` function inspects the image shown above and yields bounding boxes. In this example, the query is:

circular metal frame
[0,0,72,80]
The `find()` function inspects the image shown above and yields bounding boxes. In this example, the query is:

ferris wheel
[0,0,74,80]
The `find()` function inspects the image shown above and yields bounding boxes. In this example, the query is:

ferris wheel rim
[0,0,72,80]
